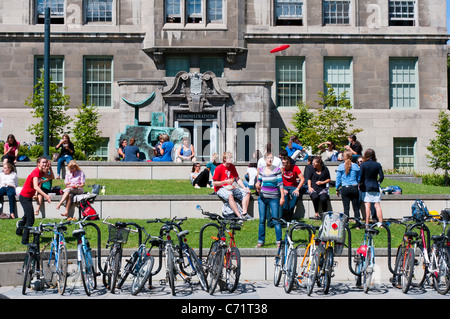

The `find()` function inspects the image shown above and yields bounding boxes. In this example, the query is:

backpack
[79,199,99,220]
[411,199,429,222]
[381,185,402,195]
[318,211,347,244]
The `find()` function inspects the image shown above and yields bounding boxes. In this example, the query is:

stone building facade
[0,0,448,170]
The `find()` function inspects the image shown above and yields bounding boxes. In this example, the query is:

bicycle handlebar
[102,215,138,233]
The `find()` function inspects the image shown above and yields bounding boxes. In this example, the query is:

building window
[323,0,350,25]
[36,0,65,24]
[208,0,223,23]
[86,0,113,23]
[389,1,415,26]
[394,138,416,170]
[35,56,64,93]
[200,57,224,77]
[166,57,190,76]
[389,58,417,109]
[84,57,113,108]
[91,137,109,160]
[275,0,303,26]
[276,57,304,107]
[324,57,353,105]
[165,0,224,25]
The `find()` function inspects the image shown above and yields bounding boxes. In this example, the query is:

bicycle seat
[29,228,41,235]
[115,221,127,228]
[365,228,379,236]
[230,224,241,231]
[432,235,446,243]
[72,228,86,237]
[177,230,189,238]
[404,231,418,238]
[58,226,68,232]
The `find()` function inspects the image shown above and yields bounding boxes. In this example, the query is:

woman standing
[55,134,75,179]
[255,152,285,248]
[360,148,384,225]
[306,157,331,220]
[336,150,361,224]
[56,160,85,219]
[2,134,20,165]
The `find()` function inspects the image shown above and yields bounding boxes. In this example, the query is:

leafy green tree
[283,82,362,154]
[72,98,103,158]
[426,110,450,186]
[25,72,71,143]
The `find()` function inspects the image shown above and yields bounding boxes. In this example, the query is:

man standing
[16,157,51,245]
[281,156,305,220]
[213,152,251,219]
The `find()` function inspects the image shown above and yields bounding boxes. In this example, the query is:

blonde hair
[343,150,353,175]
[67,160,81,172]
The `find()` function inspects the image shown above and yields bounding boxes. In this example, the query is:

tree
[72,98,103,158]
[426,110,450,186]
[25,72,71,143]
[283,82,363,154]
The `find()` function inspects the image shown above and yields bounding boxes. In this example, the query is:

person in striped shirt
[255,152,285,248]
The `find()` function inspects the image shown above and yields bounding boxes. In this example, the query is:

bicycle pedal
[160,279,166,285]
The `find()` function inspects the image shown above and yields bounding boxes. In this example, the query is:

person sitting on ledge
[152,134,174,162]
[190,163,210,188]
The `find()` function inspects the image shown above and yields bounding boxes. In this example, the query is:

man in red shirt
[281,156,305,220]
[17,157,52,244]
[213,152,251,219]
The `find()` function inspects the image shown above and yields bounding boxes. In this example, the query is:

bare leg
[364,202,371,225]
[241,193,250,216]
[227,195,242,218]
[56,191,70,215]
[35,195,43,215]
[374,202,383,222]
[64,194,72,217]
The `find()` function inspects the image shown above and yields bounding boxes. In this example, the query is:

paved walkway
[1,278,448,300]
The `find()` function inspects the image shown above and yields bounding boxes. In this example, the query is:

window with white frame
[389,1,415,26]
[35,56,64,93]
[276,57,305,107]
[36,0,65,24]
[275,0,303,26]
[324,57,353,105]
[86,0,113,23]
[394,137,416,170]
[323,0,350,25]
[84,57,113,108]
[165,0,224,25]
[389,58,417,109]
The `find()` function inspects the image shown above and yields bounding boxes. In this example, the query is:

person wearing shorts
[212,152,251,219]
[359,148,384,226]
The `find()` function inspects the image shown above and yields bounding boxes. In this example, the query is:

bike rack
[198,222,220,262]
[83,222,105,277]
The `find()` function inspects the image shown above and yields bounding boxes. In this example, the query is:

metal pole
[43,7,50,158]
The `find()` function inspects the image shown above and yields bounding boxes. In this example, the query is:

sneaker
[241,214,253,220]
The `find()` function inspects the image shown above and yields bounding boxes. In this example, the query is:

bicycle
[297,223,320,296]
[40,220,71,295]
[19,223,52,295]
[148,216,208,295]
[70,214,101,296]
[117,223,155,295]
[271,217,308,293]
[388,216,419,293]
[101,216,138,293]
[197,205,242,295]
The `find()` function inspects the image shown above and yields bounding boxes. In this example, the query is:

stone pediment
[162,71,230,113]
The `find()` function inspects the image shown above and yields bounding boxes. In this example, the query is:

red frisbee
[270,44,290,53]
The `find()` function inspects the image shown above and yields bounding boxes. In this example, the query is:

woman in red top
[2,134,20,165]
[16,157,51,245]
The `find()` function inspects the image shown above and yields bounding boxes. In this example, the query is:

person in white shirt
[0,162,18,218]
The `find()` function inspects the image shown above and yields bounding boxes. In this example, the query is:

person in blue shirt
[152,134,174,162]
[123,138,142,162]
[285,135,308,161]
[336,150,361,224]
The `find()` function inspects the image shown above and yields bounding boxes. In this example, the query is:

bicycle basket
[107,225,130,244]
[441,209,450,222]
[318,211,347,244]
[411,199,429,222]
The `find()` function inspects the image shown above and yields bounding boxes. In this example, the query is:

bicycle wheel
[306,250,319,296]
[273,243,285,287]
[166,246,176,295]
[22,253,35,295]
[110,248,122,294]
[56,244,68,295]
[187,246,209,292]
[412,242,427,287]
[225,247,240,293]
[401,248,415,294]
[363,247,374,294]
[284,248,297,293]
[80,246,97,296]
[322,247,334,294]
[209,248,225,295]
[131,255,154,295]
[433,246,450,295]
[118,250,139,289]
[392,245,404,288]
[41,242,57,288]
[204,240,220,279]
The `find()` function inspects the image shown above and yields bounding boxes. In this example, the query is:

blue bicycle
[40,220,71,295]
